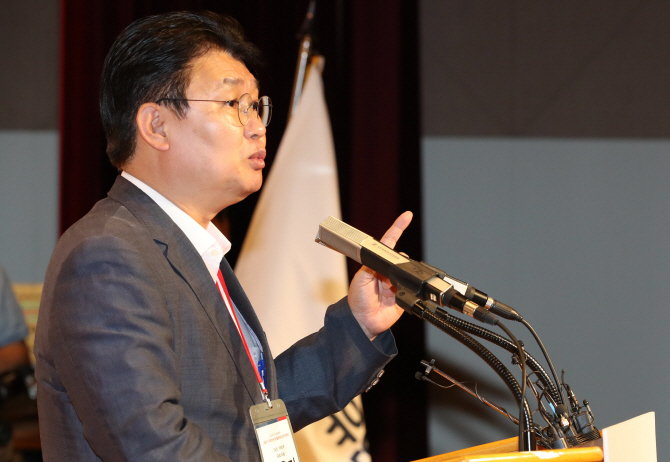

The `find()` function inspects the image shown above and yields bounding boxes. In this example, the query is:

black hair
[100,11,263,168]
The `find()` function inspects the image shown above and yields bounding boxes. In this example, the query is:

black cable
[496,320,533,451]
[430,306,563,405]
[520,318,566,407]
[419,309,537,451]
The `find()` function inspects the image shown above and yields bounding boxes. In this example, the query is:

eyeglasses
[157,93,272,127]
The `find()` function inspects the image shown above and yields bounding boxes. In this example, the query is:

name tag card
[250,399,301,462]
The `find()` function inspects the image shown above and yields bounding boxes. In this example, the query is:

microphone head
[415,372,426,381]
[315,216,370,263]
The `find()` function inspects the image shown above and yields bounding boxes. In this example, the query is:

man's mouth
[249,150,266,169]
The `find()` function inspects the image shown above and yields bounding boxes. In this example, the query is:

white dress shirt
[121,171,264,370]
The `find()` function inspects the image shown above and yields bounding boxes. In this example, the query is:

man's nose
[244,112,266,139]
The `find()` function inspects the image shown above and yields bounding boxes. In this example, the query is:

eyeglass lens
[238,94,272,127]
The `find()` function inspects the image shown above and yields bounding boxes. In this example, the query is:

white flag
[235,64,370,462]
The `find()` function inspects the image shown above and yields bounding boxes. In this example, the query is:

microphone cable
[426,303,563,406]
[417,306,537,451]
[519,318,566,407]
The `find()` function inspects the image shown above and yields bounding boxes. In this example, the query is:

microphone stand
[429,304,562,406]
[416,359,520,425]
[396,289,537,451]
[410,299,599,450]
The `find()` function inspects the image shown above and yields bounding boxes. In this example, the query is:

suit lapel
[219,259,277,399]
[171,250,263,403]
[107,176,263,403]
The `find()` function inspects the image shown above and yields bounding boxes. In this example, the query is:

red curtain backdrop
[349,2,426,460]
[59,1,426,460]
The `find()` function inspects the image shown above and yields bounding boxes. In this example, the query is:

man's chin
[237,177,264,202]
[217,175,263,210]
[249,175,263,195]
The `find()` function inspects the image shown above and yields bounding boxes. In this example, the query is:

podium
[412,411,657,462]
[412,437,603,462]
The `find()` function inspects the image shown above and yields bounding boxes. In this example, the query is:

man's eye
[223,100,238,108]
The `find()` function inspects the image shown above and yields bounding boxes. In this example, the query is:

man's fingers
[379,211,413,250]
[360,265,392,287]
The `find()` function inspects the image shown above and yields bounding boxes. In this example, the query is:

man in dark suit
[35,11,412,462]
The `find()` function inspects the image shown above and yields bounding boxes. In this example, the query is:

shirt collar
[121,171,231,281]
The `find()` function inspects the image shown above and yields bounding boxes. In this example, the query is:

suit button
[365,371,384,392]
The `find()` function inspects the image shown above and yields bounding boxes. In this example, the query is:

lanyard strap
[216,269,272,408]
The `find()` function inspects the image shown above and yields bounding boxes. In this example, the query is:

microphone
[420,262,522,321]
[315,216,496,324]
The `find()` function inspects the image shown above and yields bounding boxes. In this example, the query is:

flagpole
[236,5,372,459]
[288,0,317,120]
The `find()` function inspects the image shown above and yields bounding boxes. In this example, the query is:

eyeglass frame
[156,93,273,127]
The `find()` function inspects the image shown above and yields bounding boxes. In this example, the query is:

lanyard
[216,269,272,408]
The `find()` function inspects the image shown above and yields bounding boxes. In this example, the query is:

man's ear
[136,103,170,152]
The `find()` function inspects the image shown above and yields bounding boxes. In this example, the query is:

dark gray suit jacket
[35,177,396,461]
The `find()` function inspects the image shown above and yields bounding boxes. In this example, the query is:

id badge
[250,399,301,462]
